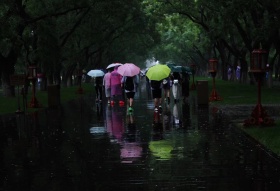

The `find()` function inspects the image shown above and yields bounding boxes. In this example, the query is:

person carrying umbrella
[162,75,172,105]
[116,63,141,112]
[94,76,103,102]
[150,79,163,112]
[103,69,112,104]
[121,74,139,113]
[145,64,171,112]
[110,66,124,105]
[171,72,181,103]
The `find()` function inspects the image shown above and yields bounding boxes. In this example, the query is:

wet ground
[1,80,280,191]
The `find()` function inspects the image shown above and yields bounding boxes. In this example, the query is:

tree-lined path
[0,80,280,190]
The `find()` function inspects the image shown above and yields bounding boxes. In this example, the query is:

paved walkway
[0,80,280,191]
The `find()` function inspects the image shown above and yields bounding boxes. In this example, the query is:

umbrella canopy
[146,64,171,81]
[166,63,176,69]
[169,65,190,73]
[117,63,140,77]
[87,69,105,77]
[106,63,123,69]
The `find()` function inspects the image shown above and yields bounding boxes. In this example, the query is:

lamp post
[28,65,41,108]
[208,58,222,101]
[190,64,196,90]
[244,49,274,127]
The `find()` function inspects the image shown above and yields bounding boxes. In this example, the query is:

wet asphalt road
[1,79,280,191]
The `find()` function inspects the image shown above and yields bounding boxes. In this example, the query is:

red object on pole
[209,76,222,101]
[208,59,222,101]
[28,66,41,108]
[244,49,274,127]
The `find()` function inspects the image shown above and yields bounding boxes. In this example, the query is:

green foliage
[0,83,93,115]
[242,121,280,156]
[3,0,280,97]
[196,77,280,105]
[1,0,158,86]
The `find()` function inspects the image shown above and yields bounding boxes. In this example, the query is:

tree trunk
[63,65,76,87]
[1,54,17,97]
[216,40,228,80]
[275,57,280,80]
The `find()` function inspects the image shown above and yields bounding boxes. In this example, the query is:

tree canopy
[1,0,280,96]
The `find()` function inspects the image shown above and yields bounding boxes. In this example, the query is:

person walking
[227,67,232,81]
[150,79,163,112]
[103,69,112,104]
[236,66,241,80]
[94,76,103,102]
[171,72,181,103]
[162,76,171,105]
[110,66,123,105]
[121,75,139,113]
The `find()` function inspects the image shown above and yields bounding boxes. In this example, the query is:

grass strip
[0,83,94,115]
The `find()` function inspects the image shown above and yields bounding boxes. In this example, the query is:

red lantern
[28,66,37,79]
[208,58,218,74]
[244,49,274,127]
[250,49,267,72]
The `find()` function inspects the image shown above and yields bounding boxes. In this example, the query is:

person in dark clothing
[150,80,163,112]
[181,72,190,102]
[94,76,103,102]
[162,76,171,104]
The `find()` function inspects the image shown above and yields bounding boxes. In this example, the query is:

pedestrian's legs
[99,86,102,100]
[129,98,133,107]
[172,84,177,102]
[106,88,111,104]
[154,98,159,108]
[127,92,134,112]
[166,88,170,104]
[95,86,99,101]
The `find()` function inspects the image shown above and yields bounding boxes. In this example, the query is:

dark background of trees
[1,0,280,97]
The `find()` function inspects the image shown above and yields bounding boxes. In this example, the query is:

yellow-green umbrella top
[146,64,171,81]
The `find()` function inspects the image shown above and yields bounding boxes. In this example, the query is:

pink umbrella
[117,63,140,77]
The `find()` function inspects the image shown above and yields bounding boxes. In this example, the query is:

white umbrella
[106,63,123,69]
[87,69,104,77]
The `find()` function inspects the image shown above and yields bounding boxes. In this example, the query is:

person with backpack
[121,75,139,112]
[150,79,163,112]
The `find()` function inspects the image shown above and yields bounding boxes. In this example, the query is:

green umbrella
[146,64,171,81]
[166,63,177,69]
[185,66,193,75]
[170,65,192,73]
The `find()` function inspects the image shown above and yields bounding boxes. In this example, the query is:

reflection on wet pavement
[1,80,280,190]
